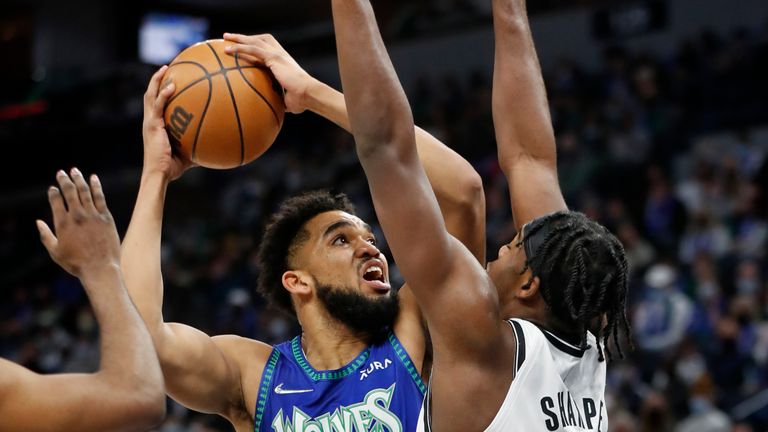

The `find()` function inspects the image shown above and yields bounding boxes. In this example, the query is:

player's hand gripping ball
[163,39,285,169]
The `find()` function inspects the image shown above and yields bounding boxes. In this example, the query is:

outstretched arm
[120,67,270,423]
[493,0,567,229]
[0,171,165,432]
[331,0,501,358]
[223,33,485,262]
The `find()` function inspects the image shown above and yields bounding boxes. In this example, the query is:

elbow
[116,368,167,431]
[141,386,167,426]
[444,167,485,214]
[352,105,416,161]
[355,126,416,163]
[460,175,486,242]
[125,386,167,431]
[458,172,485,219]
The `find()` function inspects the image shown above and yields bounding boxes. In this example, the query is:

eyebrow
[322,220,373,239]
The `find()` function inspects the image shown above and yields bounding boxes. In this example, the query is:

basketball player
[331,0,631,430]
[0,170,165,432]
[120,42,485,431]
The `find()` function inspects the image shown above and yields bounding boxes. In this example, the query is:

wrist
[79,263,122,289]
[140,167,172,186]
[302,78,330,112]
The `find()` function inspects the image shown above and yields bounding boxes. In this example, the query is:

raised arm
[0,170,165,432]
[492,0,567,229]
[223,33,485,262]
[330,0,503,358]
[120,67,270,424]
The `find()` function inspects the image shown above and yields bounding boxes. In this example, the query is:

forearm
[304,79,351,131]
[493,0,566,228]
[80,266,163,389]
[332,0,414,155]
[121,172,169,337]
[492,0,555,168]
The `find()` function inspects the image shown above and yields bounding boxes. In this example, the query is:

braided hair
[518,211,632,362]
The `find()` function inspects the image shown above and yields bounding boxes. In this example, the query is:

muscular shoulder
[211,335,274,423]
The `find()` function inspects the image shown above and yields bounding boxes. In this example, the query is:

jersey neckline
[538,326,587,358]
[289,335,372,381]
[520,320,588,358]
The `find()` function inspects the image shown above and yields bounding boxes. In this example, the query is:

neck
[500,290,546,324]
[501,296,582,343]
[296,305,370,371]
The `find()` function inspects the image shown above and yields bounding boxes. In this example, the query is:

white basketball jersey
[417,318,608,432]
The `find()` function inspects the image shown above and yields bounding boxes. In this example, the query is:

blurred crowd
[2,16,768,432]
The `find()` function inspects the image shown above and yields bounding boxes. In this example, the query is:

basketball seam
[161,60,212,163]
[192,77,213,162]
[166,63,263,107]
[206,42,245,166]
[234,53,282,126]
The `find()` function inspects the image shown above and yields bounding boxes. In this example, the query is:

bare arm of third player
[121,45,486,430]
[0,170,165,432]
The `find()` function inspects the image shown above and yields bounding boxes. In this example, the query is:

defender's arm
[0,172,166,432]
[332,0,502,357]
[492,0,567,229]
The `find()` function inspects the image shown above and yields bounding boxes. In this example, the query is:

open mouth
[363,265,385,283]
[360,261,390,292]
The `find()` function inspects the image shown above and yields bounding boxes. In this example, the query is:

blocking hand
[37,169,121,280]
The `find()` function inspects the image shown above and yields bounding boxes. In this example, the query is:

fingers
[56,170,81,213]
[153,81,176,117]
[144,65,169,108]
[223,33,283,65]
[47,185,65,226]
[70,168,95,210]
[89,174,108,213]
[223,32,249,43]
[36,219,58,253]
[225,42,268,63]
[232,51,265,66]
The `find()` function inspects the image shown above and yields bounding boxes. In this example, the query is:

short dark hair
[521,211,632,361]
[257,191,356,316]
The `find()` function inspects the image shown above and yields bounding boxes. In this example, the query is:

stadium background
[1,0,767,430]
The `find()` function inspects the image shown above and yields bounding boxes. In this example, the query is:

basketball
[163,39,285,169]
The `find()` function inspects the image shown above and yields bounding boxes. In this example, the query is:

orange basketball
[163,39,285,169]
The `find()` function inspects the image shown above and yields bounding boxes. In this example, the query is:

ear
[519,275,541,299]
[282,270,313,295]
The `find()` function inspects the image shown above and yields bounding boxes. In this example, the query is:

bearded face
[316,282,400,339]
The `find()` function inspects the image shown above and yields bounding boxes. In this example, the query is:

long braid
[523,211,632,362]
[603,229,632,359]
